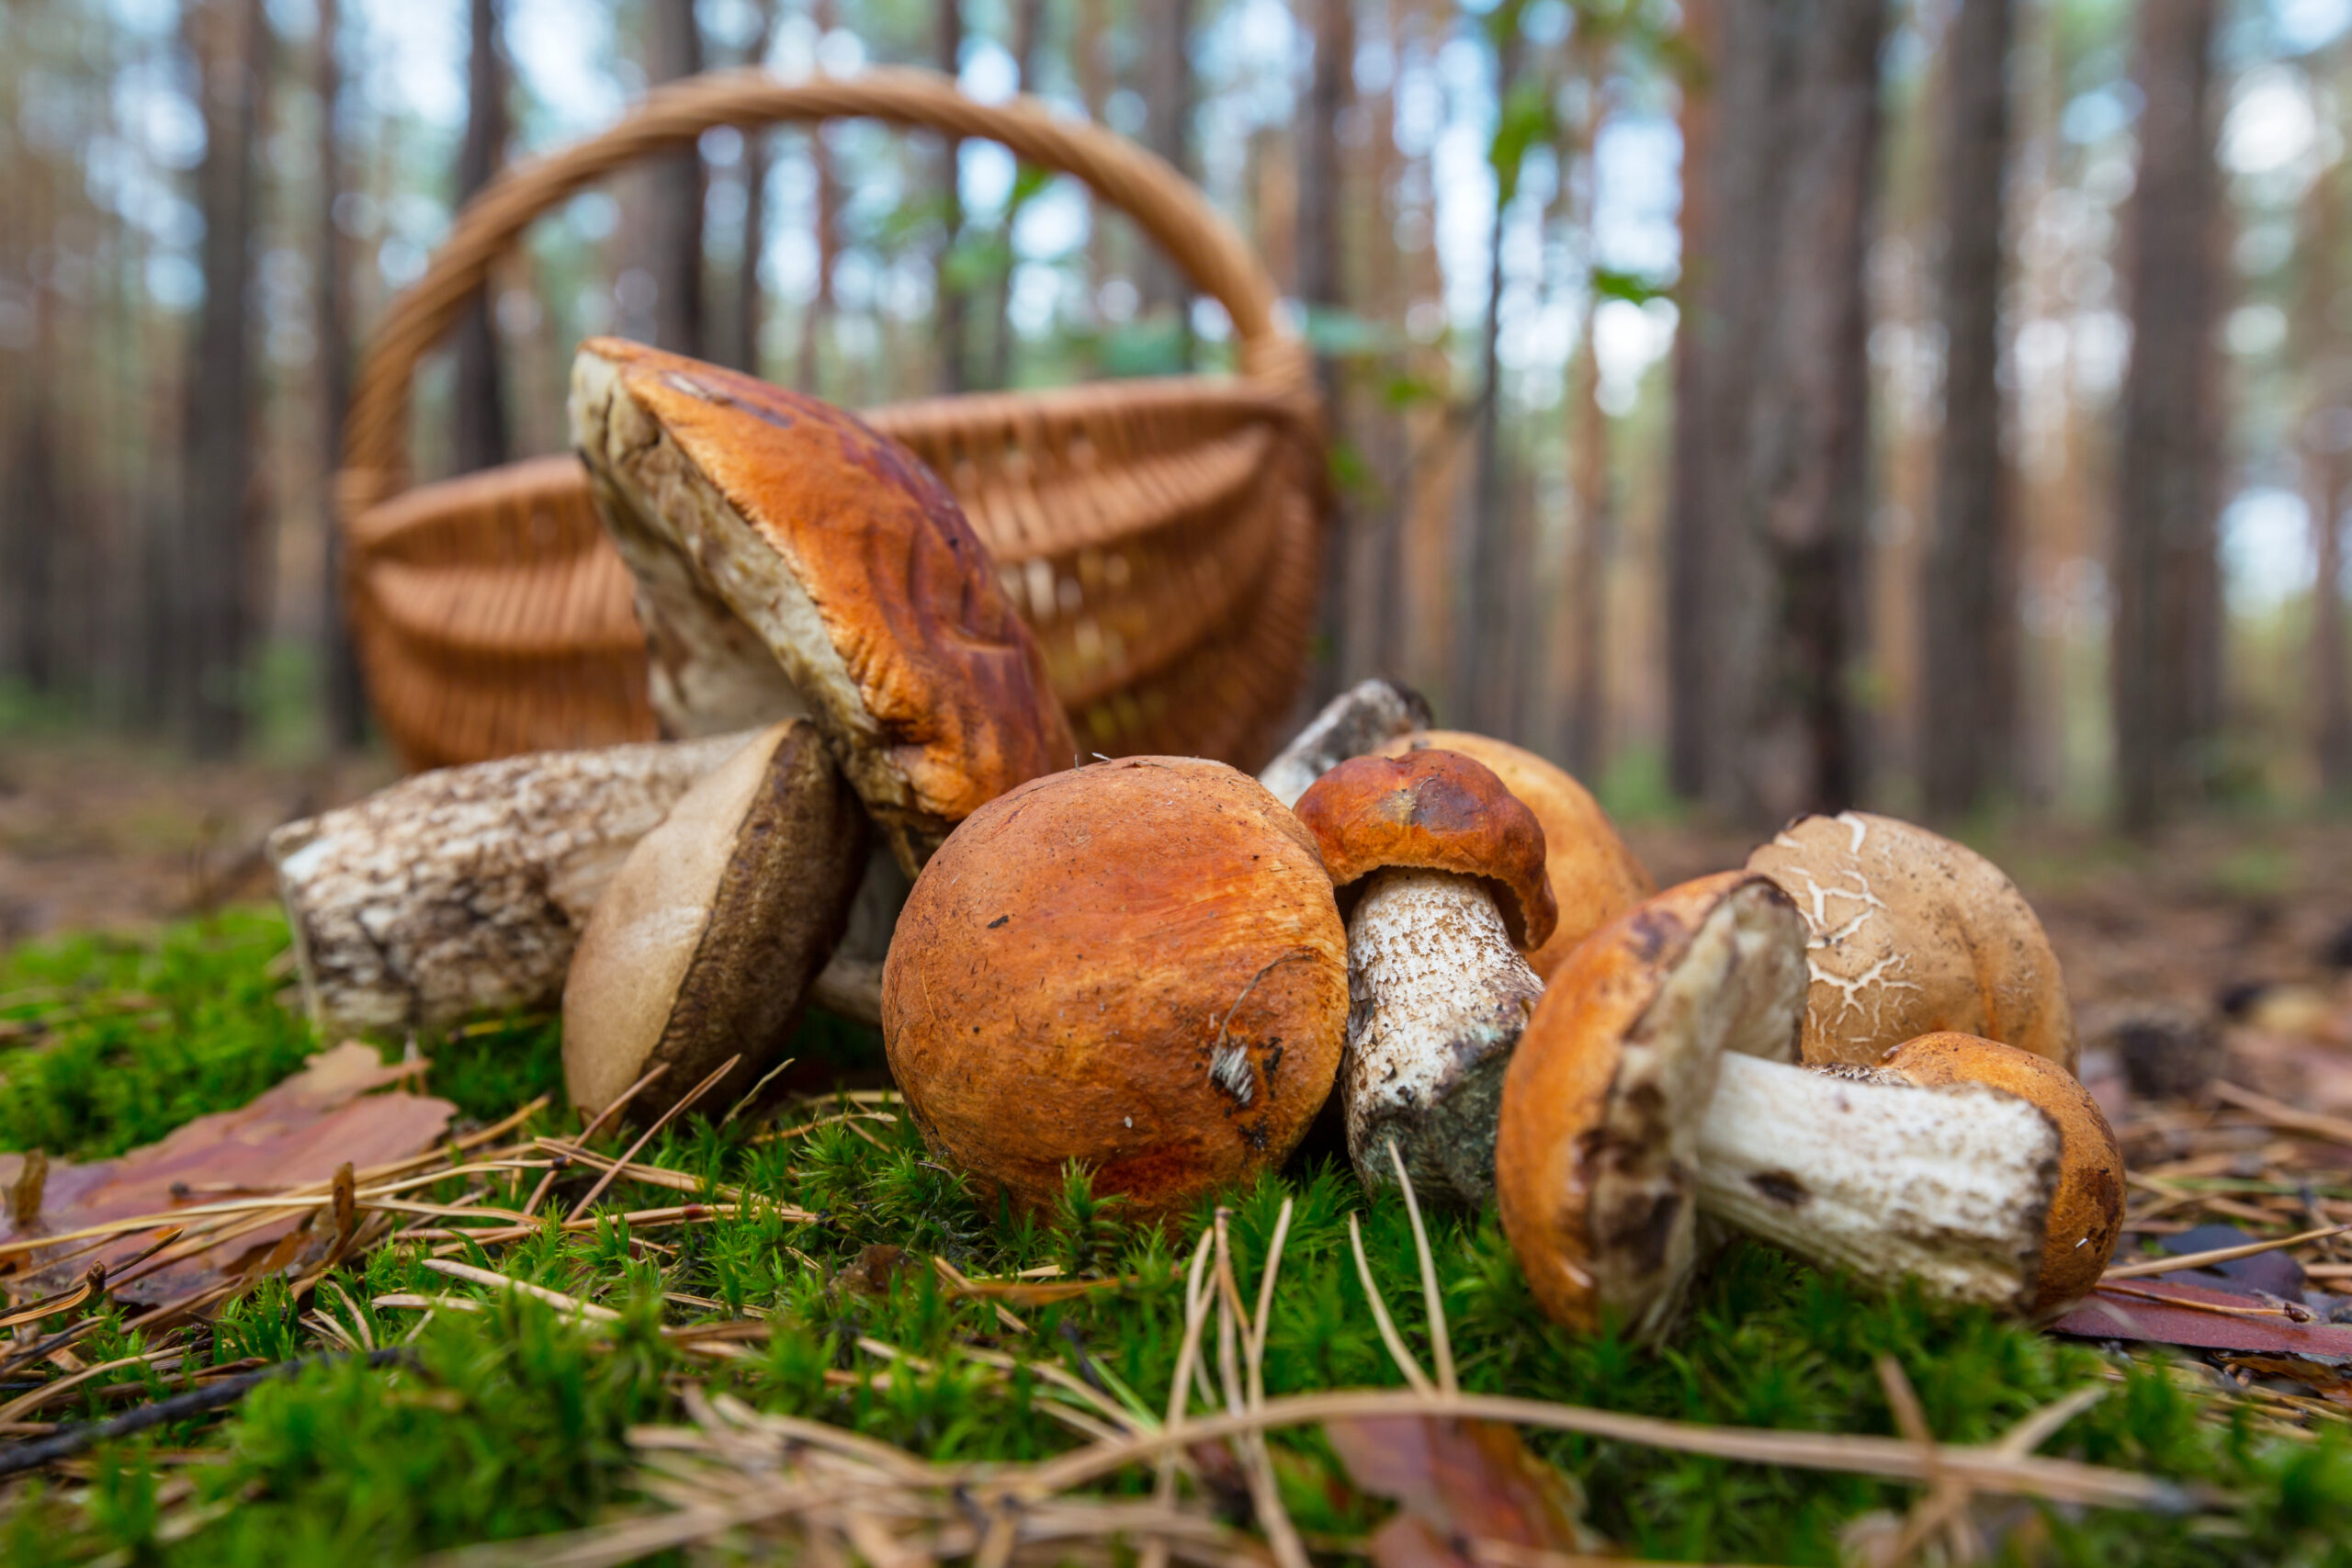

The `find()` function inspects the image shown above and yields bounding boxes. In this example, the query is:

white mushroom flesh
[1344,867,1543,1206]
[1694,1053,2061,1311]
[1257,679,1430,807]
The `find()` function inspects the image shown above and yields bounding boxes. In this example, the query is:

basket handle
[341,65,1308,519]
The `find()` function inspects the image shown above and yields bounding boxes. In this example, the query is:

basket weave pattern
[338,69,1325,773]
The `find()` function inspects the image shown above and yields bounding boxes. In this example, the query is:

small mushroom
[1293,750,1558,1206]
[563,720,866,1121]
[1496,872,2125,1340]
[1746,811,2076,1070]
[1375,730,1654,981]
[881,757,1347,1219]
[1256,679,1434,807]
[570,340,1077,874]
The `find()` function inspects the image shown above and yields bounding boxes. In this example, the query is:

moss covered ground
[0,912,2347,1564]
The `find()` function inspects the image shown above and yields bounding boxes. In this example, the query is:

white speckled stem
[1344,868,1544,1207]
[1694,1054,2061,1311]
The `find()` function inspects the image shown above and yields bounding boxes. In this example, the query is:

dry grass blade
[1385,1139,1455,1397]
[2209,1082,2352,1147]
[1247,1198,1294,1411]
[1208,1211,1308,1568]
[1873,1356,1981,1565]
[1139,1228,1220,1568]
[418,1258,622,1323]
[1347,1212,1434,1397]
[2101,1223,2352,1281]
[564,1055,740,1224]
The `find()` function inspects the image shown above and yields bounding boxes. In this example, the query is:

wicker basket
[338,68,1326,774]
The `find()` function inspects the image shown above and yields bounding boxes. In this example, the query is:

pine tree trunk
[451,0,508,474]
[798,0,837,393]
[315,0,368,748]
[934,0,967,394]
[981,0,1046,390]
[1920,0,2016,818]
[729,0,774,378]
[1458,25,1525,736]
[1299,0,1353,702]
[1689,0,1880,824]
[1566,310,1611,781]
[2114,0,2222,834]
[645,0,706,356]
[1140,0,1195,346]
[180,0,271,756]
[2303,54,2352,798]
[1665,0,1718,800]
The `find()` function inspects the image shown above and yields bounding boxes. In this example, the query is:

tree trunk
[798,0,837,393]
[2113,0,2222,834]
[729,0,774,377]
[1920,0,2016,818]
[1665,0,1717,800]
[1566,307,1612,781]
[1686,0,1880,824]
[1457,25,1526,736]
[644,0,706,356]
[982,0,1047,390]
[1140,0,1195,347]
[1299,0,1354,702]
[315,0,368,748]
[2303,52,2352,798]
[451,0,508,474]
[934,0,967,394]
[180,0,272,756]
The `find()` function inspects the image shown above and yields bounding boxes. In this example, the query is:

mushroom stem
[1257,680,1433,807]
[1344,868,1544,1207]
[1692,1054,2061,1311]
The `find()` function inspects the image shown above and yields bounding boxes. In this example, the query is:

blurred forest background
[0,0,2346,837]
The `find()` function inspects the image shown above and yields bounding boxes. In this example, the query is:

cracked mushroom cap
[880,757,1348,1219]
[1875,1032,2124,1313]
[1294,750,1559,953]
[1376,731,1653,979]
[1745,811,2076,1072]
[563,721,867,1122]
[1495,872,1809,1338]
[569,339,1077,876]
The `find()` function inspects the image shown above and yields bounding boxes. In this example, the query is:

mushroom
[1292,750,1558,1206]
[569,339,1077,874]
[880,757,1347,1219]
[1374,730,1653,981]
[1495,872,2125,1340]
[1745,810,2076,1071]
[1256,679,1434,807]
[563,720,866,1121]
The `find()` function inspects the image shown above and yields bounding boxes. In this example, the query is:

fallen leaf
[0,1043,455,1302]
[2049,1278,2352,1356]
[1327,1415,1605,1568]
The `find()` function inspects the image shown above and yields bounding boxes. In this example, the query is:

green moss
[3,911,2350,1565]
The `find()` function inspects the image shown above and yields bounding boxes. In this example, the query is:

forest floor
[4,735,2352,1562]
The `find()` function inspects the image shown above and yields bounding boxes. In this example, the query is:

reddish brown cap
[1294,750,1559,953]
[1876,1032,2125,1314]
[571,338,1077,874]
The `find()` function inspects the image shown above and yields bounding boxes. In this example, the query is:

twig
[1386,1140,1454,1396]
[0,1348,416,1478]
[1347,1213,1433,1397]
[564,1056,741,1224]
[2102,1224,2352,1281]
[2210,1083,2352,1148]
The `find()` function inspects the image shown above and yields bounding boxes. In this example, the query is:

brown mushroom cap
[1494,871,1808,1337]
[1745,811,2076,1072]
[1376,731,1652,979]
[1875,1032,2124,1313]
[569,339,1077,874]
[562,720,866,1122]
[1294,750,1560,953]
[881,757,1347,1219]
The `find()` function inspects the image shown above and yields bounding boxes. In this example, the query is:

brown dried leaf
[2050,1279,2352,1356]
[1327,1416,1605,1568]
[0,1043,455,1301]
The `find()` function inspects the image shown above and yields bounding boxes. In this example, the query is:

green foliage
[7,910,2352,1565]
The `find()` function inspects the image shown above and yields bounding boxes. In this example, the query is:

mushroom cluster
[268,343,2124,1347]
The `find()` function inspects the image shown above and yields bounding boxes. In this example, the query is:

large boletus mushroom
[1294,750,1557,1206]
[1746,811,2076,1071]
[569,339,1077,874]
[563,721,866,1121]
[1495,872,2123,1341]
[881,758,1347,1219]
[1375,730,1653,981]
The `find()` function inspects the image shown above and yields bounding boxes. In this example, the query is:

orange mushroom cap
[1294,750,1559,953]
